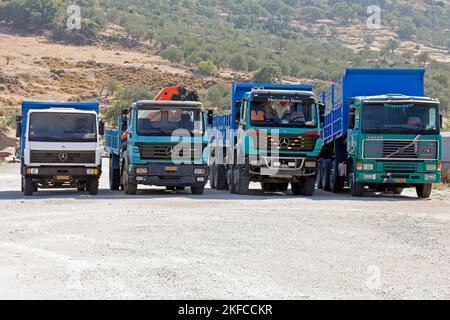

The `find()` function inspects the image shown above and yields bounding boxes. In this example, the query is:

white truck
[16,102,104,196]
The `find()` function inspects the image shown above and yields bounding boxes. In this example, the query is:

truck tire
[235,165,250,195]
[316,159,323,189]
[329,160,344,193]
[292,177,315,196]
[191,185,205,195]
[88,178,99,195]
[416,184,432,198]
[215,165,228,190]
[209,165,216,189]
[24,177,34,196]
[227,165,237,194]
[321,159,332,191]
[392,188,404,195]
[349,165,364,197]
[109,159,120,191]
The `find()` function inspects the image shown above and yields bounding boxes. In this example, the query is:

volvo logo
[279,137,291,149]
[58,153,69,162]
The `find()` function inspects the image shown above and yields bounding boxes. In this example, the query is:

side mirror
[15,115,22,138]
[234,101,241,124]
[348,112,356,130]
[98,120,105,136]
[121,115,128,131]
[318,102,325,124]
[440,115,443,129]
[207,110,214,126]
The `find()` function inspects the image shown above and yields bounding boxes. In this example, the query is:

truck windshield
[249,99,317,128]
[362,104,440,134]
[137,109,203,136]
[29,113,97,142]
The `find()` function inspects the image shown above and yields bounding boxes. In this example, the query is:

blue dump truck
[208,83,323,195]
[104,100,212,195]
[16,101,104,196]
[317,68,442,198]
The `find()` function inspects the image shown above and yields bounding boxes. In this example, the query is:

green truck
[317,68,442,198]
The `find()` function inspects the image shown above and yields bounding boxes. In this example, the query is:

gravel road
[0,161,449,299]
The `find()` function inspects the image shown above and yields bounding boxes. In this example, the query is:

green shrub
[197,61,217,75]
[161,46,184,63]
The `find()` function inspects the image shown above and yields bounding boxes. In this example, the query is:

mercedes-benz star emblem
[279,137,291,149]
[58,153,69,162]
[166,146,175,157]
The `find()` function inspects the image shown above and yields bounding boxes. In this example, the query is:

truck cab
[105,100,210,195]
[347,94,441,196]
[17,102,104,196]
[209,83,322,195]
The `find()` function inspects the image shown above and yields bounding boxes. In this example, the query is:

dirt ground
[0,160,449,299]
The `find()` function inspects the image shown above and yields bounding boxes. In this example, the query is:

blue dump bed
[319,68,425,145]
[210,83,313,145]
[20,101,99,155]
[104,127,122,155]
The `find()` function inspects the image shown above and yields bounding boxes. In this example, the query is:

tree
[386,39,399,54]
[252,63,282,83]
[416,51,430,67]
[397,22,416,40]
[229,54,248,71]
[25,0,61,31]
[161,46,183,63]
[197,61,218,75]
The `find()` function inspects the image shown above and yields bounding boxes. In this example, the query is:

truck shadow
[0,187,429,202]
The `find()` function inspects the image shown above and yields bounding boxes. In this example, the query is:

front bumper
[129,163,209,187]
[356,171,441,185]
[249,157,317,178]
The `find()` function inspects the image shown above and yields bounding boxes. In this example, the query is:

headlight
[196,177,205,182]
[426,164,437,171]
[363,164,374,171]
[87,168,99,175]
[135,168,148,174]
[356,163,363,171]
[194,168,206,175]
[363,174,376,180]
[305,161,316,168]
[27,168,39,174]
[425,174,436,181]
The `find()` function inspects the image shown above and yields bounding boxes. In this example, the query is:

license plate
[56,175,71,181]
[394,179,406,183]
[165,166,177,172]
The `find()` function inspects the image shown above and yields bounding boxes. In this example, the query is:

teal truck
[317,68,442,198]
[208,83,323,196]
[104,100,212,195]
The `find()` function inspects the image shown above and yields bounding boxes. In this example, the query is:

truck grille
[364,140,438,160]
[30,150,96,164]
[267,134,318,152]
[382,162,418,173]
[137,143,204,161]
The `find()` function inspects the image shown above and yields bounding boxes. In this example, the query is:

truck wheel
[227,166,237,194]
[291,183,302,195]
[416,184,432,198]
[235,165,250,195]
[321,159,332,191]
[191,185,205,195]
[109,160,120,191]
[215,165,227,190]
[330,160,344,193]
[316,159,323,189]
[24,177,34,196]
[292,177,315,196]
[349,166,364,197]
[209,165,216,189]
[88,178,99,195]
[392,188,404,195]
